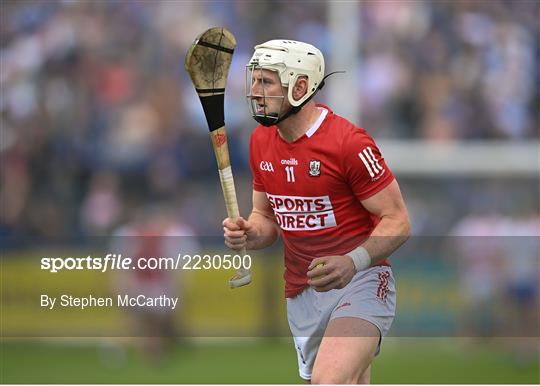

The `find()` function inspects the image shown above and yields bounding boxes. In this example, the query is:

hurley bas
[40,294,179,310]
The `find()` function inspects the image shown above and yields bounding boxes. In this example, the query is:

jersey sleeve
[342,128,395,201]
[249,133,266,192]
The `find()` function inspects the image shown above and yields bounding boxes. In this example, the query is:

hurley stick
[185,27,252,288]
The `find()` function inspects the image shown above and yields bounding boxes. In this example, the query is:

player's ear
[292,76,308,101]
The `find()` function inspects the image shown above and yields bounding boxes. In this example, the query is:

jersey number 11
[285,166,295,183]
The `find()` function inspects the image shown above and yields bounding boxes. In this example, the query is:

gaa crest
[309,160,321,177]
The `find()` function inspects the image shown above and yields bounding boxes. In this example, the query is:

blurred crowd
[451,211,539,337]
[1,0,538,242]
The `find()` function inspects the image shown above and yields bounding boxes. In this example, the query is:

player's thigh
[311,317,379,384]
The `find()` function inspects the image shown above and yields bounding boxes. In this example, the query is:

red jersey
[249,105,395,297]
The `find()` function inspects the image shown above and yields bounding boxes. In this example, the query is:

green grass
[1,338,538,384]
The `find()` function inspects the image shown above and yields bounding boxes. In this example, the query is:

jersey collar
[305,105,330,138]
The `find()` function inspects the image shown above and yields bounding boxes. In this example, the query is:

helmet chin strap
[254,114,280,127]
[254,71,344,127]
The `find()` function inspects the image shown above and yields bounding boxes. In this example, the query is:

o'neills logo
[281,158,298,165]
[266,194,337,231]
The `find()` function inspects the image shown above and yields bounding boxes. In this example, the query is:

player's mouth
[256,104,266,113]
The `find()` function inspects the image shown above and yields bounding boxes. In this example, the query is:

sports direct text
[266,194,337,231]
[41,253,251,273]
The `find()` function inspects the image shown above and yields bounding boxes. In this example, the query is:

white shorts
[286,266,396,380]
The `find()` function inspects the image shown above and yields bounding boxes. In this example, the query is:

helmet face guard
[245,65,287,127]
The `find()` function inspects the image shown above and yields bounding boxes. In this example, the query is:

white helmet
[247,39,325,107]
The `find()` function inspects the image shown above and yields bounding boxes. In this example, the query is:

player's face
[250,68,283,104]
[246,67,287,125]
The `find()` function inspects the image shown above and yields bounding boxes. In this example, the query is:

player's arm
[223,190,279,251]
[356,179,410,263]
[247,190,280,249]
[308,180,410,292]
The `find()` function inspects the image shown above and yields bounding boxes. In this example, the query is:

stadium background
[1,0,538,383]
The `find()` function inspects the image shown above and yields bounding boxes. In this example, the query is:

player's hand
[307,255,356,292]
[222,217,255,251]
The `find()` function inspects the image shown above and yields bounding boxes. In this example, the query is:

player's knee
[357,368,371,384]
[311,372,359,384]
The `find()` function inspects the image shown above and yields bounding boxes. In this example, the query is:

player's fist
[307,255,356,292]
[222,217,253,251]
